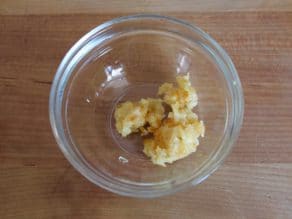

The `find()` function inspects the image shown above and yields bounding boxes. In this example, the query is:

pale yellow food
[114,98,164,137]
[141,98,165,132]
[114,74,205,166]
[143,118,205,166]
[158,74,198,111]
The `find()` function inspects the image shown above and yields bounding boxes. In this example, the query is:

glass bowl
[49,14,244,198]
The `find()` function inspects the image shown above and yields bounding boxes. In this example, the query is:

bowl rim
[49,14,244,198]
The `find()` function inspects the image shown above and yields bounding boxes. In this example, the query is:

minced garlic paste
[114,74,205,166]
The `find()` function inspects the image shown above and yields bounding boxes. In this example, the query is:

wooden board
[1,2,292,218]
[1,0,292,15]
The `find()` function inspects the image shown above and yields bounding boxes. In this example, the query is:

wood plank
[1,0,292,15]
[1,164,292,218]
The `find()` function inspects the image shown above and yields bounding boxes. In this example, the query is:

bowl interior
[51,15,243,197]
[65,31,228,184]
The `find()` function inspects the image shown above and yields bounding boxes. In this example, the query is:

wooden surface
[1,1,292,218]
[1,0,292,15]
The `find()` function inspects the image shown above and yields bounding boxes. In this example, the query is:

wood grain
[1,0,292,15]
[1,11,292,219]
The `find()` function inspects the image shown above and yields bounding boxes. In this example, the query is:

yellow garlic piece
[114,73,205,167]
[114,98,164,137]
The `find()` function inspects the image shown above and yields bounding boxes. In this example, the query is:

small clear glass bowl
[49,14,244,198]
